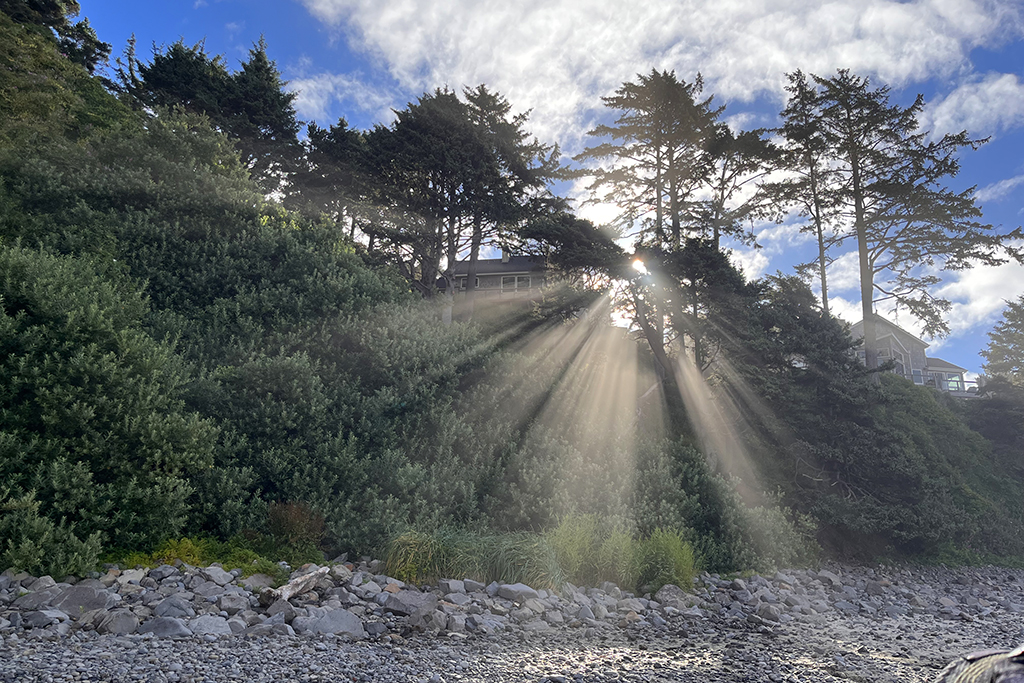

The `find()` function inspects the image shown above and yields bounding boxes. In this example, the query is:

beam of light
[633,259,647,274]
[451,284,668,526]
[670,352,762,501]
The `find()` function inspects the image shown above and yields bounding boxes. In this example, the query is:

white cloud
[936,253,1024,337]
[825,250,862,294]
[299,0,1023,150]
[826,295,863,325]
[976,173,1024,203]
[756,219,816,252]
[922,72,1024,137]
[727,246,770,280]
[288,72,398,123]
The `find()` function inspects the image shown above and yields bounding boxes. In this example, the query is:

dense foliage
[2,4,1022,579]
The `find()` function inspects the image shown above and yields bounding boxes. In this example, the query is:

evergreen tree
[287,118,368,237]
[461,85,561,306]
[574,71,769,373]
[0,0,110,73]
[574,70,721,250]
[766,71,842,316]
[122,37,300,193]
[363,88,487,296]
[806,70,1022,371]
[226,38,301,192]
[362,86,560,304]
[983,295,1024,383]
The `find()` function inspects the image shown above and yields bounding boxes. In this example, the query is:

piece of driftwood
[258,566,330,607]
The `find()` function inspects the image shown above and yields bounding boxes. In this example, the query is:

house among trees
[448,252,547,301]
[851,317,976,395]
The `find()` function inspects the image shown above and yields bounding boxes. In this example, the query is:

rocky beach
[2,561,1023,682]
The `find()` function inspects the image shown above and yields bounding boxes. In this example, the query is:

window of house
[912,369,923,384]
[878,348,890,357]
[517,275,530,288]
[946,373,962,391]
[501,275,517,290]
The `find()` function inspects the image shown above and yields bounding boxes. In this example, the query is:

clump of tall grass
[385,517,698,593]
[383,528,563,588]
[546,514,697,592]
[634,528,697,591]
[545,514,636,588]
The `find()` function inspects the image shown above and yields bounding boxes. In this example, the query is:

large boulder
[22,609,69,628]
[189,615,233,636]
[308,608,366,639]
[154,595,196,619]
[96,609,139,635]
[138,617,192,638]
[51,585,118,617]
[217,594,249,615]
[12,586,63,610]
[497,583,539,603]
[438,579,465,595]
[383,590,438,618]
[191,581,225,598]
[654,584,687,604]
[265,599,297,623]
[116,569,146,586]
[201,566,234,587]
[149,565,180,582]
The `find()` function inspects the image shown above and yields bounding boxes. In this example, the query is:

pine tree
[767,71,842,316]
[123,37,300,193]
[226,38,301,192]
[574,70,721,250]
[0,0,110,73]
[983,296,1024,383]
[805,69,1022,370]
[575,70,769,371]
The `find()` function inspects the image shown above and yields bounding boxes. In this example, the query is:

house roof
[925,356,967,373]
[850,316,929,348]
[452,255,546,276]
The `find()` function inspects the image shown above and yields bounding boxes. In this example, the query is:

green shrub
[108,535,293,583]
[0,245,216,554]
[737,503,819,571]
[0,488,101,577]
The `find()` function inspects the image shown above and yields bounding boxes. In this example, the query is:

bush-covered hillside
[2,5,1022,581]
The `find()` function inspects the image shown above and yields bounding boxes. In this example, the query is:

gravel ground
[3,587,1022,683]
[2,565,1024,683]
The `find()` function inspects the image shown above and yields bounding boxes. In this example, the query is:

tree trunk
[464,213,484,319]
[655,143,664,243]
[808,159,830,316]
[851,150,878,375]
[691,278,702,368]
[669,152,681,252]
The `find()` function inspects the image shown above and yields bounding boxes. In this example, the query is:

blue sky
[83,0,1024,378]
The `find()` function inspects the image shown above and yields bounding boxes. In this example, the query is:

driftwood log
[935,644,1024,683]
[258,566,330,607]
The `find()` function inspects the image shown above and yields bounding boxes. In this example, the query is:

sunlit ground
[441,610,1021,683]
